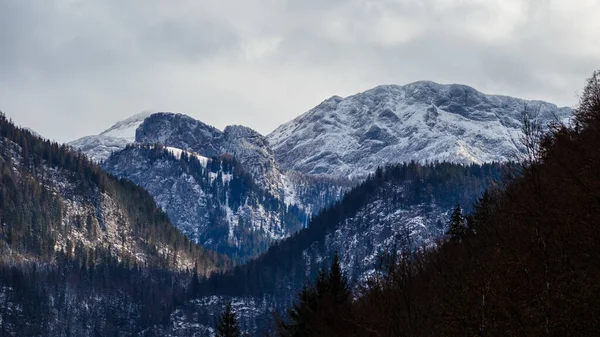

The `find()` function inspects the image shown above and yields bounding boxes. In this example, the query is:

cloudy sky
[1,0,598,142]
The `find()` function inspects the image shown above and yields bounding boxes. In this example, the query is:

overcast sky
[1,0,598,142]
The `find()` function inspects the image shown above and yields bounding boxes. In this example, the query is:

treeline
[272,71,600,336]
[197,160,504,298]
[118,143,299,218]
[282,171,354,216]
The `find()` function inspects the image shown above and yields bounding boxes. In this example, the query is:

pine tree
[188,266,201,297]
[277,253,351,337]
[327,253,350,305]
[280,284,318,337]
[447,204,467,241]
[215,299,241,337]
[470,190,492,234]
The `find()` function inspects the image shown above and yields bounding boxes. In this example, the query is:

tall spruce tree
[448,204,467,241]
[470,190,493,234]
[327,253,350,305]
[277,253,351,337]
[215,300,241,337]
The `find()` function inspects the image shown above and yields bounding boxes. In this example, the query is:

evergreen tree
[470,190,493,234]
[215,299,241,337]
[277,253,351,337]
[327,253,350,305]
[280,284,318,337]
[447,204,467,241]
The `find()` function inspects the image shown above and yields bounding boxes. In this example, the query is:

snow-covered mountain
[136,113,285,197]
[102,144,307,260]
[70,112,349,260]
[268,81,571,178]
[167,162,504,336]
[68,111,153,162]
[0,114,224,275]
[67,81,572,264]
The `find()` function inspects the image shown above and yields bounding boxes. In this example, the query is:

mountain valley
[0,79,584,336]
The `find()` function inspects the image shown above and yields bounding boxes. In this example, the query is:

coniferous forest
[199,160,505,298]
[1,69,600,336]
[2,1,596,335]
[0,112,230,335]
[262,71,600,336]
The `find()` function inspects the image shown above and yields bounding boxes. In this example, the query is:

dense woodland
[0,113,230,335]
[198,160,505,298]
[267,71,600,336]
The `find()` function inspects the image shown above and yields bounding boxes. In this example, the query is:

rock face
[70,112,349,261]
[136,113,285,197]
[268,81,571,178]
[102,144,306,260]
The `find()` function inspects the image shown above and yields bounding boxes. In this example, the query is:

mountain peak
[268,82,571,178]
[100,111,157,139]
[69,111,161,162]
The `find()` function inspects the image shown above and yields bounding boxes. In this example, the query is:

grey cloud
[0,0,597,142]
[139,19,240,63]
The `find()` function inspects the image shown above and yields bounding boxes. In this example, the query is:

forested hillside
[200,161,504,297]
[268,72,600,336]
[0,112,229,335]
[166,160,503,335]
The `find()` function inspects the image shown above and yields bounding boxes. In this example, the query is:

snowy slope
[165,146,210,166]
[268,81,572,178]
[100,111,155,141]
[0,126,222,275]
[102,144,307,260]
[136,113,286,197]
[68,111,154,162]
[70,112,349,260]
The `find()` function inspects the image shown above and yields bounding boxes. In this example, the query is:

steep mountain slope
[268,81,571,178]
[169,162,504,335]
[0,113,225,274]
[0,112,232,335]
[72,112,350,261]
[102,144,307,260]
[70,112,351,208]
[136,113,285,196]
[257,71,600,337]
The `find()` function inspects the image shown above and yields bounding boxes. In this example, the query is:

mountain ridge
[267,81,571,178]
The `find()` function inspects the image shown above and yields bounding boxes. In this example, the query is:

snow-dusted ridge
[100,110,155,141]
[69,111,156,162]
[267,81,572,178]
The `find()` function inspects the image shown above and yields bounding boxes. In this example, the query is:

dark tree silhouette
[447,204,467,241]
[215,300,242,337]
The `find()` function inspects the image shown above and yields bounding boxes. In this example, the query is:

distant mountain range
[68,81,570,262]
[71,112,348,261]
[0,79,576,336]
[268,81,571,177]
